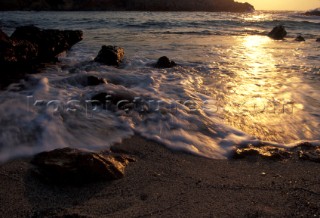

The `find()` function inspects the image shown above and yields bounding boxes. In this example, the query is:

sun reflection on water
[241,12,271,22]
[220,35,312,143]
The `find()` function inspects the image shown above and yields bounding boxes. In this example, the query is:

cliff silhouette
[0,0,254,12]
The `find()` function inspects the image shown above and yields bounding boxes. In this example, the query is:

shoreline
[1,135,320,217]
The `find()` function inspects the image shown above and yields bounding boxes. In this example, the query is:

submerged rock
[268,25,287,40]
[94,45,124,67]
[31,148,134,184]
[155,56,176,68]
[87,75,106,86]
[232,142,320,163]
[91,90,135,110]
[295,35,305,42]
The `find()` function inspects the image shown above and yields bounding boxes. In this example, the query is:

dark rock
[87,76,106,86]
[0,29,10,48]
[0,31,38,89]
[11,40,39,62]
[91,90,135,110]
[0,25,82,89]
[94,45,124,67]
[11,25,83,62]
[295,35,305,42]
[316,38,320,42]
[155,56,176,68]
[232,145,292,160]
[31,147,133,184]
[268,25,287,40]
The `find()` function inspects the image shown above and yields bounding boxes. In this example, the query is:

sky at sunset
[239,0,319,10]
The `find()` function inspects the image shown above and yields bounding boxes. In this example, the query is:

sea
[0,11,319,161]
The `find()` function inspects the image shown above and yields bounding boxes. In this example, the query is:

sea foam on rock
[31,148,135,184]
[94,45,124,67]
[268,25,287,40]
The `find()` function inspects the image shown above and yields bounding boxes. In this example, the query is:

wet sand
[1,135,320,217]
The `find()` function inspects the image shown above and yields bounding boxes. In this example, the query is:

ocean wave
[1,11,320,162]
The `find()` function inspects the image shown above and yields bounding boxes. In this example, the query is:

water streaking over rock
[0,11,320,161]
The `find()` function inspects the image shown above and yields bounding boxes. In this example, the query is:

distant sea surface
[0,11,319,161]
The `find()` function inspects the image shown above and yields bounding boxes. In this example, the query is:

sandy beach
[1,135,320,217]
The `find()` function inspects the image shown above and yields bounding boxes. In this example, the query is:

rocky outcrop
[31,147,135,184]
[0,26,82,89]
[232,142,320,163]
[316,38,320,42]
[155,56,176,68]
[295,35,305,42]
[305,8,320,16]
[0,0,254,12]
[94,45,124,67]
[11,25,83,62]
[268,25,287,40]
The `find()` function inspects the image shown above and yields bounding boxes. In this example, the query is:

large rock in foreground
[94,45,124,67]
[232,142,320,163]
[31,148,134,184]
[268,25,287,40]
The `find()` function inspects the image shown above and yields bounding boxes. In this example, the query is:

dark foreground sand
[1,136,320,217]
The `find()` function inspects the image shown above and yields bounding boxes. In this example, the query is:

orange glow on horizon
[238,0,319,11]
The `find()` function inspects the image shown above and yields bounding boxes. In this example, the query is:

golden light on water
[221,35,310,143]
[242,13,269,22]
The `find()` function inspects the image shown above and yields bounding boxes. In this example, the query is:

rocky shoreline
[1,21,320,216]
